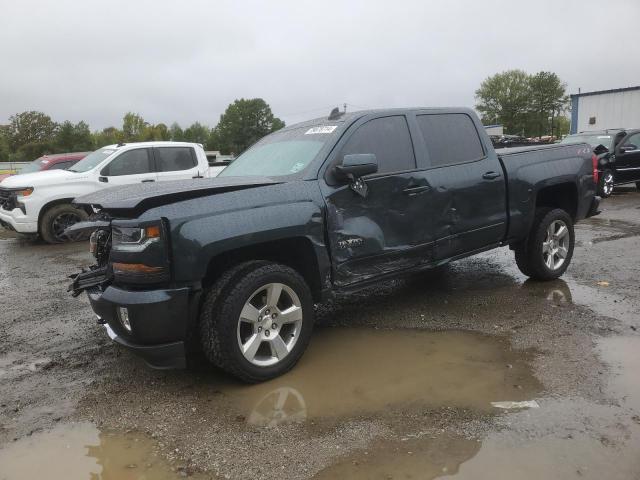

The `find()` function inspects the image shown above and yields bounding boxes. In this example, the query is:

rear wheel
[599,170,614,197]
[514,208,574,281]
[40,204,88,244]
[199,261,314,383]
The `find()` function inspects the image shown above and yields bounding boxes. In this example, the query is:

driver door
[98,147,157,187]
[615,131,640,184]
[322,115,431,287]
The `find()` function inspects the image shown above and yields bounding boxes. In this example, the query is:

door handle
[98,176,108,183]
[403,185,431,196]
[141,179,155,183]
[482,171,501,180]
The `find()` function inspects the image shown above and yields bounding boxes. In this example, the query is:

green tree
[92,126,123,148]
[552,116,571,138]
[475,70,532,136]
[183,122,211,145]
[169,122,184,141]
[476,70,569,138]
[0,125,11,162]
[121,112,148,142]
[7,111,58,151]
[529,72,569,138]
[213,98,285,154]
[141,123,171,141]
[56,120,93,151]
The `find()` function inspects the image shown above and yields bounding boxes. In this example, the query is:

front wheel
[40,204,89,244]
[599,170,614,197]
[199,262,314,383]
[514,208,575,281]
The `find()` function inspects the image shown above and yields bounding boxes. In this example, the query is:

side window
[623,133,640,151]
[49,161,73,170]
[417,114,485,167]
[339,116,416,175]
[155,147,197,172]
[101,149,153,176]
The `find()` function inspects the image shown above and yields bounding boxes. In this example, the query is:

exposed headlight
[110,220,170,285]
[112,224,161,252]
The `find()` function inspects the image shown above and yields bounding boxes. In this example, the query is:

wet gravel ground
[1,187,640,479]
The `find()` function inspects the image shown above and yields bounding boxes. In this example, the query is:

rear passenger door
[412,112,507,259]
[323,115,429,286]
[153,146,202,182]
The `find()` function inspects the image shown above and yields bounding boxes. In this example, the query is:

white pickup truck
[0,141,220,243]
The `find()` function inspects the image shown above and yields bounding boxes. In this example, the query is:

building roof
[571,86,640,98]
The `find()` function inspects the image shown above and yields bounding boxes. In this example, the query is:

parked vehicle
[69,108,600,382]
[0,152,88,183]
[561,129,640,197]
[0,142,215,243]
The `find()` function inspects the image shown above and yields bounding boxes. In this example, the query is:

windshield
[561,133,616,150]
[19,158,47,174]
[219,125,339,177]
[68,147,116,173]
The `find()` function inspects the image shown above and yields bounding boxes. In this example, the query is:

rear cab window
[154,147,197,172]
[416,113,485,167]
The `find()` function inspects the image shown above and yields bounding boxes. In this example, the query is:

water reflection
[0,422,196,480]
[229,328,542,426]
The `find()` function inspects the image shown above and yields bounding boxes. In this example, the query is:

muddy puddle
[314,333,640,480]
[0,422,208,480]
[218,328,541,426]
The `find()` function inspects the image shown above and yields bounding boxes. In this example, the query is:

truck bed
[497,142,595,242]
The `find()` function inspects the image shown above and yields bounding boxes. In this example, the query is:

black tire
[40,203,89,244]
[514,208,575,281]
[598,170,614,197]
[199,261,314,383]
[636,181,640,191]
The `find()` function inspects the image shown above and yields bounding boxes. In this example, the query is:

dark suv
[561,129,640,197]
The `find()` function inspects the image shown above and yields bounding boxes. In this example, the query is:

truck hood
[0,169,80,188]
[74,176,281,216]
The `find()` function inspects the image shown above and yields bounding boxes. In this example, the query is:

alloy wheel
[236,282,303,367]
[542,220,569,270]
[603,172,614,196]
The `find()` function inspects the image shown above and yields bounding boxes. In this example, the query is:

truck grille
[0,188,15,211]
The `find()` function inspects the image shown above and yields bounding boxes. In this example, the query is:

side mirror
[335,154,378,180]
[593,144,609,155]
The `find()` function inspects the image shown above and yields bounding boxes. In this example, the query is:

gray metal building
[570,86,640,133]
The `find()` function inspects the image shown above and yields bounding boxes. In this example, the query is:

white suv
[0,141,216,243]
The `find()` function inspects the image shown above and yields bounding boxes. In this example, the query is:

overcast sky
[1,0,638,130]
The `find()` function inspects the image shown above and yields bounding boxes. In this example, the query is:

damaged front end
[68,218,113,297]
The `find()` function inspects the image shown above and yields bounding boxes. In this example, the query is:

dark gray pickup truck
[70,107,600,382]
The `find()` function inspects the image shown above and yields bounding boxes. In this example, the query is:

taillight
[592,154,599,185]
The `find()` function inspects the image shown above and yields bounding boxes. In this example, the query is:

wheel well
[535,183,578,220]
[202,237,324,302]
[37,198,86,232]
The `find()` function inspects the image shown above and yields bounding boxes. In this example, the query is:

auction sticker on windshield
[305,126,337,135]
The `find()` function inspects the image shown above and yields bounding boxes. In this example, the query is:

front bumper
[88,285,193,369]
[0,208,38,233]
